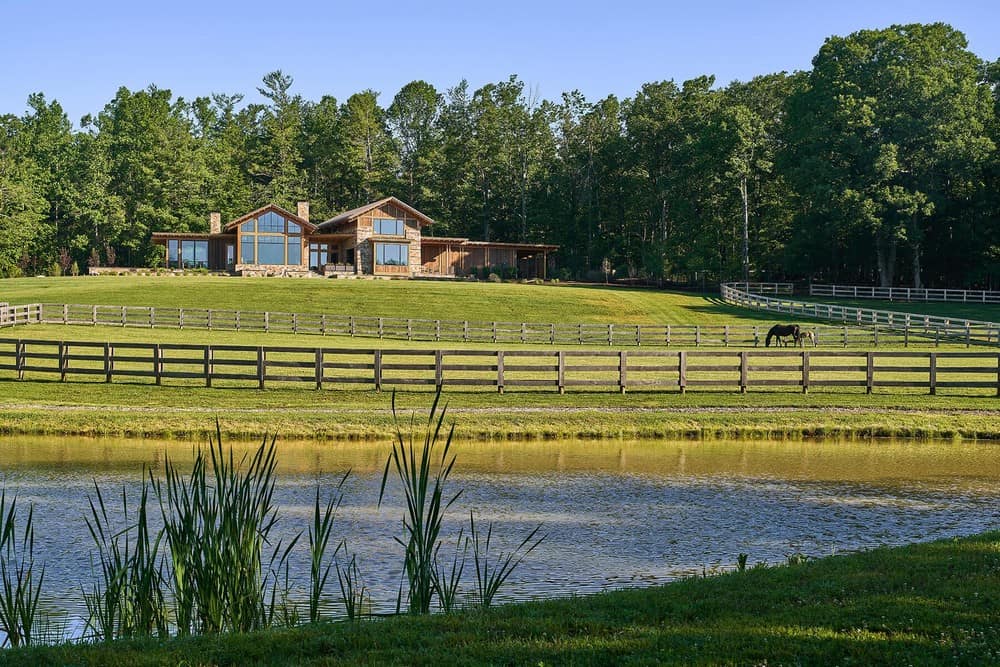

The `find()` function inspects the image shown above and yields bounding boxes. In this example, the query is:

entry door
[225,243,235,268]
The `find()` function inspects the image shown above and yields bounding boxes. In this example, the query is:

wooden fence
[721,284,1000,346]
[0,302,981,348]
[1,337,997,395]
[0,303,43,328]
[809,284,1000,304]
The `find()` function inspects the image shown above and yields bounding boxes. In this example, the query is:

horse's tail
[765,331,773,347]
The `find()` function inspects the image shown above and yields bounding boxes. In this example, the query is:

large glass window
[257,236,285,264]
[167,239,209,268]
[309,243,328,270]
[373,218,405,236]
[237,211,303,265]
[376,242,409,266]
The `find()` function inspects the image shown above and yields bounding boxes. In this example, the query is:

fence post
[63,304,68,324]
[207,309,213,330]
[619,350,627,394]
[492,322,497,344]
[59,342,67,381]
[550,323,556,345]
[678,351,687,393]
[865,352,873,394]
[15,341,24,380]
[929,352,937,396]
[257,346,265,389]
[105,343,113,383]
[435,320,441,342]
[92,305,98,326]
[235,311,240,331]
[315,349,324,390]
[607,324,614,346]
[966,324,971,348]
[521,322,527,344]
[204,346,213,388]
[350,316,356,336]
[739,351,748,393]
[496,351,505,394]
[843,326,848,348]
[154,344,161,386]
[378,318,384,339]
[801,351,809,393]
[321,314,327,336]
[435,350,443,388]
[578,323,583,345]
[373,350,382,392]
[666,325,671,347]
[263,312,269,333]
[407,319,412,341]
[724,325,729,347]
[293,313,298,334]
[180,308,186,330]
[695,326,701,347]
[636,325,641,347]
[463,321,469,342]
[557,351,565,394]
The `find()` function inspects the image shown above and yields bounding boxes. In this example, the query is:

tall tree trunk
[875,232,896,287]
[912,239,922,289]
[740,174,749,283]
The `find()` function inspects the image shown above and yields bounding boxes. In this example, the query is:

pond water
[0,436,998,637]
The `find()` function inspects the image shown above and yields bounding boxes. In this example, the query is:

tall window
[237,211,303,265]
[375,242,409,266]
[373,218,405,236]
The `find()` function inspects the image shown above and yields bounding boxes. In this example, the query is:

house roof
[223,204,316,233]
[316,196,436,231]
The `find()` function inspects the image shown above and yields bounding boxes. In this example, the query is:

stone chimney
[297,201,310,223]
[209,212,221,235]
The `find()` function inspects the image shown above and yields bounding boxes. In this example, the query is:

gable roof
[315,196,436,231]
[223,204,316,233]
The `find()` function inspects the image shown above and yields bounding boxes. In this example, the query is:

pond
[0,435,998,638]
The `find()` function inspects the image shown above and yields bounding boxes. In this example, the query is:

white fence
[0,303,43,328]
[809,284,1000,304]
[721,283,1000,347]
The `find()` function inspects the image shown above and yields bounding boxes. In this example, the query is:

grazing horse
[765,324,800,347]
[797,330,816,347]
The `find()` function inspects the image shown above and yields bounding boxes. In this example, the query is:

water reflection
[0,436,997,630]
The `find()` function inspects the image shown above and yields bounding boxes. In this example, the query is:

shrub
[70,262,80,277]
[487,273,502,283]
[48,262,62,277]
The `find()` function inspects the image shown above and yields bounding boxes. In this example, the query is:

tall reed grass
[153,423,297,635]
[379,390,461,614]
[469,511,544,609]
[0,487,45,647]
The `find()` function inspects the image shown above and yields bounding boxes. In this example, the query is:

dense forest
[1,23,998,287]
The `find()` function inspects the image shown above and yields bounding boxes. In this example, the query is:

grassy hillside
[2,276,768,324]
[7,532,999,666]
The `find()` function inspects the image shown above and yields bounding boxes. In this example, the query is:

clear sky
[3,0,998,125]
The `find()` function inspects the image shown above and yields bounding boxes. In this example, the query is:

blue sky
[3,0,998,125]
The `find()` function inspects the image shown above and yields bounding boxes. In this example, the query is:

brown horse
[765,324,800,347]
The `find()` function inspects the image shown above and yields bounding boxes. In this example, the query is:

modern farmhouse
[150,197,556,278]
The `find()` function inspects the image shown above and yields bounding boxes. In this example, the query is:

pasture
[1,276,998,441]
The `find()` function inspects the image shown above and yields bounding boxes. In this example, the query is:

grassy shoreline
[6,531,999,665]
[1,381,999,441]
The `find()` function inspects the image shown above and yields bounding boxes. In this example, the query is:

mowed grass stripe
[4,276,775,325]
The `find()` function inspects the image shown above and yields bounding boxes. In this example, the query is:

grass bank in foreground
[7,531,999,665]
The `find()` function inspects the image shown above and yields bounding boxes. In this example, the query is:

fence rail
[7,302,988,348]
[809,284,1000,304]
[721,284,1000,347]
[0,303,43,328]
[0,337,997,395]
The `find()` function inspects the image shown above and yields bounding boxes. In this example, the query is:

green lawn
[2,276,778,325]
[8,531,999,666]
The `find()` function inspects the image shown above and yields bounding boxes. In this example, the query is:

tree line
[1,23,998,287]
